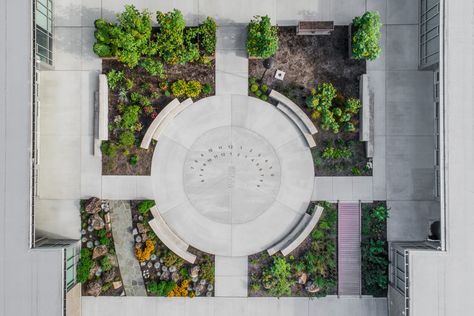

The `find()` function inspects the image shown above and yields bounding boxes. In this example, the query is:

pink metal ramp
[338,201,361,296]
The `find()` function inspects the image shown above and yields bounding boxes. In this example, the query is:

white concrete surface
[151,95,314,256]
[215,256,248,297]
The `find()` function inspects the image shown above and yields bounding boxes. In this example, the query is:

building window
[35,0,53,65]
[65,246,78,291]
[419,0,440,69]
[434,71,440,198]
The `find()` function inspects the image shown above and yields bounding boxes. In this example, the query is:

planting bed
[248,202,337,297]
[249,26,371,176]
[130,200,215,297]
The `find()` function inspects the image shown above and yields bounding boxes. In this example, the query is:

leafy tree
[352,11,382,60]
[247,15,278,58]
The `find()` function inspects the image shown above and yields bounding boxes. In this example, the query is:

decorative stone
[105,223,112,232]
[86,241,94,249]
[195,283,205,293]
[160,271,170,281]
[154,262,161,269]
[91,214,105,230]
[159,258,164,263]
[103,269,116,283]
[161,266,168,272]
[206,291,213,297]
[151,254,157,261]
[132,228,138,235]
[199,279,207,286]
[112,281,122,290]
[89,262,100,279]
[137,223,148,234]
[135,235,142,243]
[81,237,88,243]
[138,215,143,221]
[92,245,108,259]
[140,261,146,267]
[106,254,118,267]
[190,266,200,278]
[94,240,100,246]
[192,276,199,283]
[86,280,102,296]
[141,233,148,242]
[207,284,214,291]
[169,266,177,273]
[104,213,111,224]
[95,269,102,277]
[156,271,161,277]
[87,226,94,232]
[297,273,308,285]
[81,229,87,235]
[85,197,102,214]
[305,281,320,293]
[147,262,153,268]
[171,272,180,282]
[195,290,201,296]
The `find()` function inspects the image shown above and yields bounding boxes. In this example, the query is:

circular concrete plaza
[151,95,314,256]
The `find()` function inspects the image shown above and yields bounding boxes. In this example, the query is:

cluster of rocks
[81,198,112,247]
[297,272,320,294]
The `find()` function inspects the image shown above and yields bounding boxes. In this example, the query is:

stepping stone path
[109,200,146,296]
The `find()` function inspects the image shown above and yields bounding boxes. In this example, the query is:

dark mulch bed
[249,26,371,176]
[101,59,215,175]
[248,202,337,297]
[361,201,388,297]
[130,201,215,297]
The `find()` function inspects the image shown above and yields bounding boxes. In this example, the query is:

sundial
[151,95,314,256]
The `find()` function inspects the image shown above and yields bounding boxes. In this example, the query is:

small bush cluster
[135,239,155,262]
[148,280,176,296]
[138,200,155,214]
[352,11,382,61]
[248,77,269,101]
[140,58,166,78]
[247,15,279,58]
[306,83,361,133]
[171,79,203,98]
[321,144,352,160]
[77,248,94,283]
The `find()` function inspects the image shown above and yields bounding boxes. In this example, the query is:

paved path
[312,176,374,201]
[215,256,248,297]
[109,200,146,296]
[82,296,388,315]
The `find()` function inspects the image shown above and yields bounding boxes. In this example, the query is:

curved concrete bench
[152,98,193,141]
[149,205,197,263]
[276,103,316,148]
[267,204,324,256]
[140,98,180,149]
[281,205,324,256]
[269,90,318,135]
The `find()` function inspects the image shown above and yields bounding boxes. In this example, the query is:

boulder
[297,273,308,285]
[89,262,100,279]
[85,197,102,214]
[91,214,105,230]
[86,280,102,296]
[92,245,108,259]
[137,223,148,234]
[160,271,170,281]
[171,272,180,283]
[112,281,123,290]
[106,254,118,267]
[190,266,200,278]
[305,281,320,293]
[103,269,116,283]
[104,213,111,224]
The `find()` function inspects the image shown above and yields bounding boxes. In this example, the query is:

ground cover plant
[361,202,389,297]
[77,198,124,296]
[130,200,215,297]
[97,6,216,175]
[249,26,371,176]
[248,202,337,297]
[351,11,382,61]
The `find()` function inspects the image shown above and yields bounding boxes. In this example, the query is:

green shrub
[107,70,124,90]
[260,95,268,101]
[93,43,112,57]
[156,9,199,64]
[185,80,202,98]
[171,79,187,97]
[352,11,382,60]
[77,248,94,283]
[261,84,268,93]
[119,130,136,146]
[321,145,352,159]
[148,280,176,296]
[345,97,361,114]
[100,256,112,272]
[255,90,262,97]
[247,15,279,58]
[202,83,212,95]
[198,17,217,55]
[140,58,166,78]
[263,257,294,296]
[200,256,215,283]
[130,92,141,103]
[121,105,141,129]
[129,154,139,166]
[344,122,356,132]
[101,141,118,157]
[250,84,259,93]
[125,78,134,90]
[163,251,184,269]
[138,200,155,214]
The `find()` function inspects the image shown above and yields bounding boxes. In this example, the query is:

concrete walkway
[82,296,388,315]
[109,200,146,296]
[215,256,248,297]
[215,26,248,95]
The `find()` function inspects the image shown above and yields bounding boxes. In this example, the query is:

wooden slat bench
[267,205,324,256]
[149,206,197,263]
[297,21,334,36]
[140,98,180,149]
